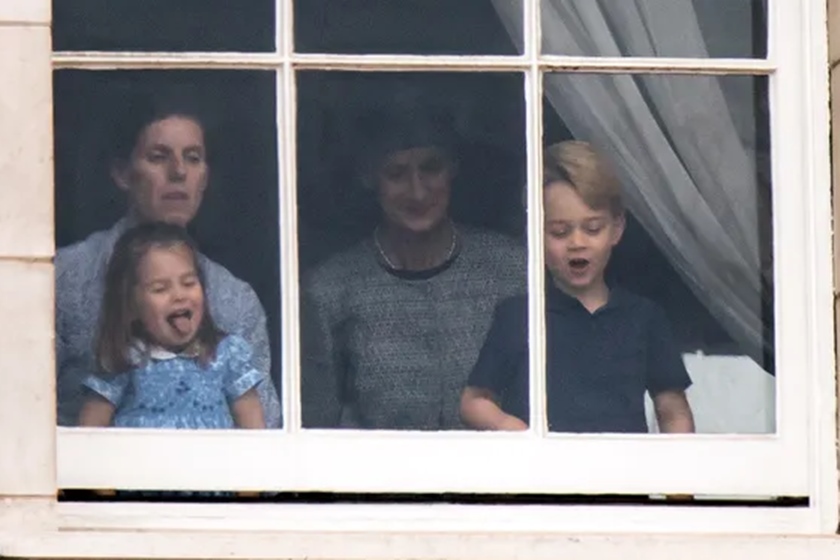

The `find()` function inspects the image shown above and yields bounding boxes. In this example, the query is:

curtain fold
[492,0,770,366]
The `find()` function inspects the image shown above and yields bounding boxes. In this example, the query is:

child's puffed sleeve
[645,304,693,396]
[82,373,130,407]
[221,335,267,401]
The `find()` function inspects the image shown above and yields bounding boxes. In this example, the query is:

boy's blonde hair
[543,140,624,217]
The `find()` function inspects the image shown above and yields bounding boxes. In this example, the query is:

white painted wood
[792,0,838,534]
[0,262,55,496]
[51,52,776,73]
[52,501,821,535]
[279,65,300,432]
[4,523,840,560]
[524,0,548,436]
[57,428,807,496]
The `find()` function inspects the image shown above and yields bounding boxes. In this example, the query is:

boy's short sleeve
[645,304,692,396]
[82,373,130,407]
[221,335,267,401]
[467,297,527,396]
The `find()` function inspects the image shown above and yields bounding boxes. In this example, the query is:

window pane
[540,0,767,58]
[294,0,523,55]
[540,72,773,434]
[53,70,282,431]
[297,71,528,430]
[52,0,275,52]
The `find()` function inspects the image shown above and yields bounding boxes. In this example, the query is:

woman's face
[375,146,454,235]
[113,115,209,227]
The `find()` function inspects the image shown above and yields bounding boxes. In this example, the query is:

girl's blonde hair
[543,140,624,216]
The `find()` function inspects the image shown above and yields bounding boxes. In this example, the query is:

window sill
[2,502,840,559]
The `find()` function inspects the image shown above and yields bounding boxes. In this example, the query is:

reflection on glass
[538,0,767,58]
[53,71,282,429]
[297,72,527,430]
[294,0,522,55]
[53,0,275,52]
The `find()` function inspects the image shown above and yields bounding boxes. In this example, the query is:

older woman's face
[376,146,453,234]
[113,115,208,227]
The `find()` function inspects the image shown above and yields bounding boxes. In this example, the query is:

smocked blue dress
[83,335,265,429]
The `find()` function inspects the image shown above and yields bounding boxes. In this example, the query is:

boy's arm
[653,390,695,433]
[645,303,694,434]
[460,386,528,431]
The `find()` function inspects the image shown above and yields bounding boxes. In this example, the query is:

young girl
[78,222,266,430]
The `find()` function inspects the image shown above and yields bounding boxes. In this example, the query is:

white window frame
[1,0,837,556]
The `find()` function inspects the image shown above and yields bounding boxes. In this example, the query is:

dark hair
[355,103,458,186]
[109,90,211,167]
[96,221,224,374]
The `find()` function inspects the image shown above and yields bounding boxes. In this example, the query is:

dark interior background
[53,1,772,387]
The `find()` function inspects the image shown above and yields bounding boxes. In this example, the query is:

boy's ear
[611,212,626,245]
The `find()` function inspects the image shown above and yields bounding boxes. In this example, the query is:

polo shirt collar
[545,274,628,313]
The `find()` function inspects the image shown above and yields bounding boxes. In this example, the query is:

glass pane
[540,0,767,58]
[53,70,282,431]
[53,0,275,52]
[297,71,528,430]
[536,72,773,434]
[294,0,523,55]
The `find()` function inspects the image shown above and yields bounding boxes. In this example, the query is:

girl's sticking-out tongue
[168,310,192,336]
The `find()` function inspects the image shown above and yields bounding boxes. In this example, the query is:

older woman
[55,93,281,428]
[301,108,526,430]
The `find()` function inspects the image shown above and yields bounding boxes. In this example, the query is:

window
[0,0,837,555]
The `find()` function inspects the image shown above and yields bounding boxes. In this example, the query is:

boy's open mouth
[166,309,193,335]
[568,258,590,271]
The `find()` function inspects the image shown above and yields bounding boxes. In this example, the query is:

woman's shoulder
[303,240,377,291]
[458,226,526,262]
[214,334,251,357]
[197,254,262,309]
[55,223,123,285]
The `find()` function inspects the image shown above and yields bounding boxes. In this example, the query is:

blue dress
[83,335,265,429]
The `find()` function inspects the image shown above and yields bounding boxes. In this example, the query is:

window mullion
[524,0,547,437]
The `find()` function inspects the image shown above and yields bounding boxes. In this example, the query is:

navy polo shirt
[468,283,691,433]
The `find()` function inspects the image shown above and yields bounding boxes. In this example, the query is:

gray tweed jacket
[301,226,526,430]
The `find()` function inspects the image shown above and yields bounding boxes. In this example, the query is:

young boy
[460,141,695,433]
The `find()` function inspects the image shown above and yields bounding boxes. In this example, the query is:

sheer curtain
[492,0,770,365]
[491,0,774,433]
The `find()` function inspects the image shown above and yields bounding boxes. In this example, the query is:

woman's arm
[299,285,344,428]
[653,390,695,433]
[231,388,266,429]
[78,394,116,427]
[461,386,528,431]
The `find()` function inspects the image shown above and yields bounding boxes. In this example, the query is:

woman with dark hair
[300,105,526,430]
[56,92,281,427]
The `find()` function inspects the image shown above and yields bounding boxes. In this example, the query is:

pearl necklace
[374,224,458,271]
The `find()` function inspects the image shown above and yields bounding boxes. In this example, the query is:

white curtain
[491,0,770,365]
